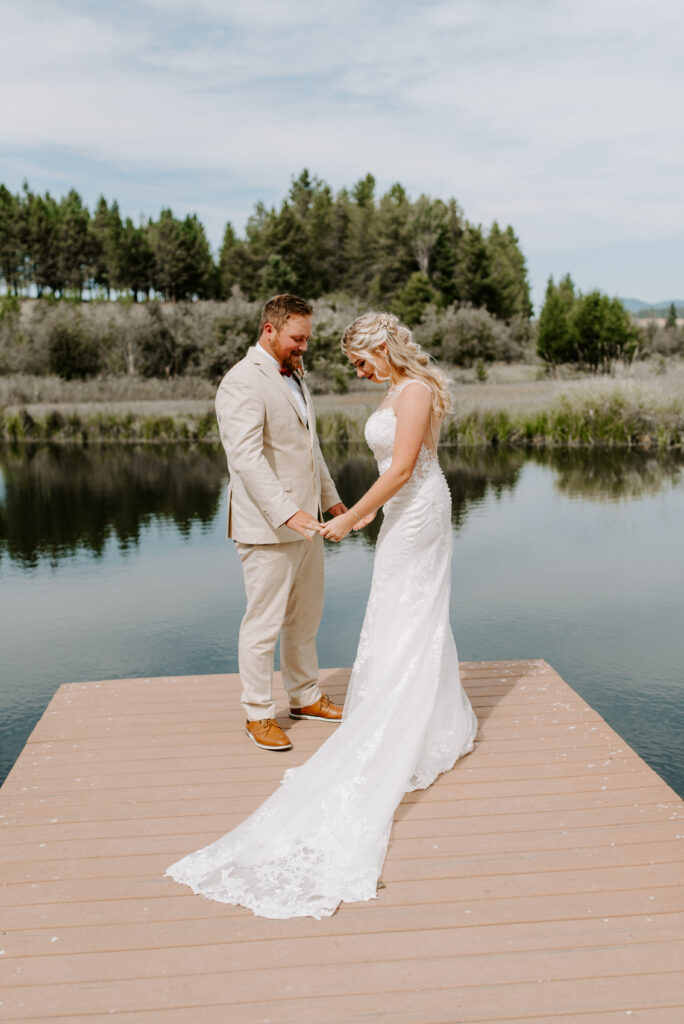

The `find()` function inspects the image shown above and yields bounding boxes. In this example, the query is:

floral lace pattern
[166,386,478,919]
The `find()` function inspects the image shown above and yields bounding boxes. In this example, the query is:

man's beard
[279,350,303,374]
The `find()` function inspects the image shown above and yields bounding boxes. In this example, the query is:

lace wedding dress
[166,380,478,918]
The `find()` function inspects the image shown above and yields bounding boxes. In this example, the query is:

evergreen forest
[0,171,679,386]
[0,170,532,322]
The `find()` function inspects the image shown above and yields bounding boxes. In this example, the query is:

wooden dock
[1,660,683,1023]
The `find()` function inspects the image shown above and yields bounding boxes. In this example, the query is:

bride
[166,311,478,919]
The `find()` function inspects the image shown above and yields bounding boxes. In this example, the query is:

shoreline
[2,401,682,449]
[1,364,682,448]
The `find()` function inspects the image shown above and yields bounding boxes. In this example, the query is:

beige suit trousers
[235,536,324,721]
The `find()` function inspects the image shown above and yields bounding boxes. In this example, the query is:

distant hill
[619,297,684,317]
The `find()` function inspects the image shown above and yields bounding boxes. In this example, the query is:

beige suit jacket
[215,346,341,544]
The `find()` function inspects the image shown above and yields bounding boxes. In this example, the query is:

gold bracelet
[350,508,362,522]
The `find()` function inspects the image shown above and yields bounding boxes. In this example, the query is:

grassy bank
[0,407,218,443]
[2,378,682,448]
[444,387,684,448]
[318,383,684,448]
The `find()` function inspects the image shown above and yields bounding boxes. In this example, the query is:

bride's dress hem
[164,865,380,920]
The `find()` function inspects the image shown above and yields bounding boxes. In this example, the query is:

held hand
[285,510,324,540]
[326,502,348,518]
[320,511,355,543]
[351,510,376,530]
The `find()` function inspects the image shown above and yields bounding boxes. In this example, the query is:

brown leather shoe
[245,718,293,750]
[289,694,343,722]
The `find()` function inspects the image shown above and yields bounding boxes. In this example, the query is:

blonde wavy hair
[341,311,451,417]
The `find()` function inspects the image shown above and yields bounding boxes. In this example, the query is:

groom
[215,294,346,751]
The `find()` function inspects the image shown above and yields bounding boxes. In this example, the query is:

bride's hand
[321,512,355,543]
[351,511,376,530]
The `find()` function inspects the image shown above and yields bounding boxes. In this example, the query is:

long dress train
[166,388,478,919]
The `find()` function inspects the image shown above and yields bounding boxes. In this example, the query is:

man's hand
[285,509,324,540]
[325,502,348,518]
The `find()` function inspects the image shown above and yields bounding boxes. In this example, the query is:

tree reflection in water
[1,443,682,568]
[2,441,684,795]
[319,444,683,540]
[323,443,526,543]
[538,448,684,502]
[0,444,226,568]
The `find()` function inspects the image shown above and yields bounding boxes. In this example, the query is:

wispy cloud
[2,0,682,303]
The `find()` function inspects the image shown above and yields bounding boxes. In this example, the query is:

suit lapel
[300,377,316,451]
[249,347,308,428]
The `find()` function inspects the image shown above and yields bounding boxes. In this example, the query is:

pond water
[1,442,683,797]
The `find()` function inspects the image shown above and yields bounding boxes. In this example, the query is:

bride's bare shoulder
[393,379,432,405]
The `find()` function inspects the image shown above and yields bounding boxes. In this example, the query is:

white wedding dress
[166,381,478,918]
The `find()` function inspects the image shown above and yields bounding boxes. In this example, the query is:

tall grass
[1,380,682,447]
[441,384,682,448]
[0,408,219,444]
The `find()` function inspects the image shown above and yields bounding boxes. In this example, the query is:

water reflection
[2,443,682,567]
[441,448,526,528]
[0,444,226,568]
[0,443,526,561]
[1,442,683,798]
[323,444,525,543]
[538,448,684,502]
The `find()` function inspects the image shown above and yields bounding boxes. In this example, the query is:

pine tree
[457,224,495,311]
[326,188,353,294]
[430,199,465,307]
[28,190,61,296]
[267,204,310,295]
[57,190,91,296]
[392,271,438,326]
[371,183,415,301]
[91,197,124,297]
[408,195,446,277]
[260,254,298,296]
[572,292,637,371]
[121,218,153,300]
[0,185,23,294]
[537,274,577,364]
[666,302,677,329]
[218,222,246,298]
[486,222,533,320]
[239,202,277,299]
[179,214,214,299]
[343,174,378,297]
[295,173,338,295]
[148,209,185,300]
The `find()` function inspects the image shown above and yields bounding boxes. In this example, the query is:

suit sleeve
[314,433,341,511]
[216,378,299,529]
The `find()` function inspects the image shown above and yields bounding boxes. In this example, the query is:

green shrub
[197,412,217,439]
[415,304,526,365]
[48,324,101,379]
[44,410,65,438]
[538,277,639,371]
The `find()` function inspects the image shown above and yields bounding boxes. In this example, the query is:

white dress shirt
[257,343,308,425]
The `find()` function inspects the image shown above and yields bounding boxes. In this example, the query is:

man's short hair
[259,294,313,336]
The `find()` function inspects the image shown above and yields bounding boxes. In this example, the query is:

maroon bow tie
[279,366,302,385]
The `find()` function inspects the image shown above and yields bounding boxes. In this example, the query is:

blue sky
[2,0,683,309]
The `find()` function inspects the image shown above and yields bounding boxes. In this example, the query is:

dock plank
[1,660,683,1023]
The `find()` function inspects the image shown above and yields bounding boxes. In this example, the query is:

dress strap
[390,378,431,397]
[389,379,439,453]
